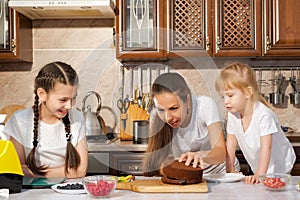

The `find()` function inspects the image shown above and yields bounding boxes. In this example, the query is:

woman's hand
[178,151,204,169]
[245,174,260,184]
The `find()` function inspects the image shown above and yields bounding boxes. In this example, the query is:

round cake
[160,160,203,185]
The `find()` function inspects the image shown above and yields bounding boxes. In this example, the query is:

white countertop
[8,176,300,200]
[88,133,300,152]
[88,140,147,152]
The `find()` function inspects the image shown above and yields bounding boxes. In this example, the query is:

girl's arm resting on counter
[11,136,88,178]
[225,134,238,173]
[256,135,272,175]
[46,138,88,178]
[10,137,43,178]
[66,137,88,178]
[245,134,272,184]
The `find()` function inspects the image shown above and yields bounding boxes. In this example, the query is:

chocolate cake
[160,160,203,185]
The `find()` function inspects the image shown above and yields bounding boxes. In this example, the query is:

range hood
[8,0,115,20]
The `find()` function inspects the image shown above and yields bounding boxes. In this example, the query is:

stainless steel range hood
[8,0,115,20]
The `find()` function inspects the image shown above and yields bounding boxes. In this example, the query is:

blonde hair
[215,62,270,107]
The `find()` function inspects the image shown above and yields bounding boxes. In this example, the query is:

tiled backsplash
[0,19,299,133]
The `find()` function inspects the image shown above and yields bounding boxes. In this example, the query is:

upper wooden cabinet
[263,0,300,56]
[116,0,300,61]
[214,0,262,57]
[166,0,212,57]
[0,3,32,63]
[116,0,165,61]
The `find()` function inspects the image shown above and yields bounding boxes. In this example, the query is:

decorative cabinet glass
[125,0,154,49]
[0,0,10,52]
[214,0,262,57]
[0,2,32,63]
[116,0,165,61]
[263,0,300,56]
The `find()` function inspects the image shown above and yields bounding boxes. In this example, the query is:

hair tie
[32,140,38,148]
[66,133,72,142]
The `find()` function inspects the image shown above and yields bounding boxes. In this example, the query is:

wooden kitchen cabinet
[109,152,145,175]
[117,0,300,60]
[166,0,212,57]
[168,0,262,57]
[116,0,166,61]
[263,0,300,56]
[235,150,253,176]
[117,0,263,60]
[0,7,32,63]
[213,0,262,57]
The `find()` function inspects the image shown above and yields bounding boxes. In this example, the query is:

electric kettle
[81,91,106,139]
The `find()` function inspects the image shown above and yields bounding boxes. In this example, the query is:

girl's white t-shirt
[227,101,296,174]
[3,107,86,168]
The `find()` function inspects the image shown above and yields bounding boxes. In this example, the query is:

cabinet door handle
[128,165,141,171]
[11,38,16,55]
[216,36,221,51]
[206,36,210,50]
[265,36,271,51]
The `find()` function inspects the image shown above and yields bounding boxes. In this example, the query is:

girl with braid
[3,61,88,178]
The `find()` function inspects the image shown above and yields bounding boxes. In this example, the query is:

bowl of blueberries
[52,182,86,194]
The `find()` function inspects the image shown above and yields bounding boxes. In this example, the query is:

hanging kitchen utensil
[269,69,286,105]
[81,91,107,141]
[289,68,300,106]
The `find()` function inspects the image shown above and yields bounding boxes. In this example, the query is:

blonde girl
[4,62,88,178]
[215,62,296,184]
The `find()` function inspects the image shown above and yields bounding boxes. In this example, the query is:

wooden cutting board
[116,179,208,193]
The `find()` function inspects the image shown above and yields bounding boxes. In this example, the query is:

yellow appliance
[0,140,24,193]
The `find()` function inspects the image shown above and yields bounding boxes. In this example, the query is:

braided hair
[27,61,81,176]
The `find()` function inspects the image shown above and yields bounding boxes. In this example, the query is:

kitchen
[0,0,300,198]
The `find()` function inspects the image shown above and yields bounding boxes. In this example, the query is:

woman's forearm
[201,146,226,164]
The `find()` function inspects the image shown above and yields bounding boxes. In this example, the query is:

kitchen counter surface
[8,176,300,200]
[88,140,147,152]
[88,132,300,152]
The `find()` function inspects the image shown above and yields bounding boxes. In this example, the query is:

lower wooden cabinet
[109,152,145,176]
[87,152,110,175]
[235,150,253,176]
[291,146,300,176]
[88,145,299,176]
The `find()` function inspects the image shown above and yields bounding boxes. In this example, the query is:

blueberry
[57,183,84,190]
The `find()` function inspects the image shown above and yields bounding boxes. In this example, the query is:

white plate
[295,184,300,191]
[203,173,245,183]
[51,182,86,194]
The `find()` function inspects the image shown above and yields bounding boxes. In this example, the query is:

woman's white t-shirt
[172,95,240,173]
[3,107,86,168]
[227,101,296,174]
